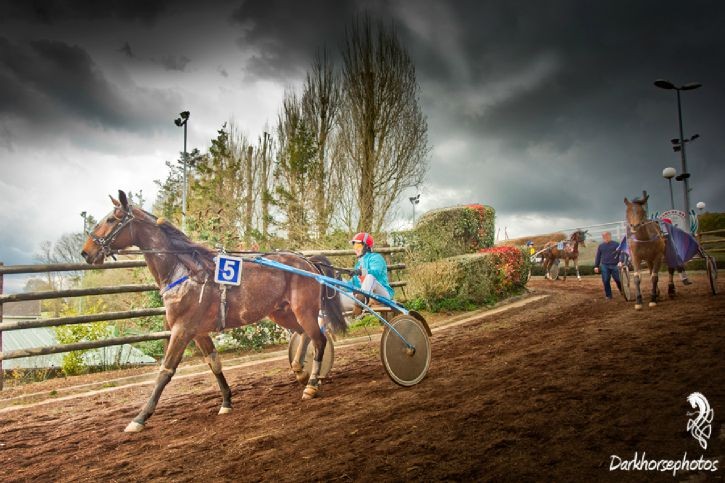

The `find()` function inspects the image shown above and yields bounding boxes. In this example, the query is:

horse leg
[668,267,676,299]
[195,335,232,415]
[575,258,581,281]
[269,308,310,384]
[291,302,327,400]
[562,259,569,281]
[633,270,643,310]
[649,270,659,308]
[291,333,312,382]
[125,326,193,432]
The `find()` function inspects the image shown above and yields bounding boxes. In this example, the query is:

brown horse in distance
[624,191,666,310]
[81,191,346,432]
[540,229,588,281]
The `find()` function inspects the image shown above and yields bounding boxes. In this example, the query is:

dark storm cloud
[230,0,363,79]
[0,36,180,148]
[119,41,134,58]
[228,0,725,222]
[0,36,127,127]
[157,54,190,71]
[0,0,170,26]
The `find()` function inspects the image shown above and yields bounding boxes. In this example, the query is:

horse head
[81,190,137,264]
[624,192,649,229]
[571,229,587,246]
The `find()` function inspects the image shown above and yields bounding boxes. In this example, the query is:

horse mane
[134,207,216,273]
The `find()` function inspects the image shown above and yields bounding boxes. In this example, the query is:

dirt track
[1,274,723,482]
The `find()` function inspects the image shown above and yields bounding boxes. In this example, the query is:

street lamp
[409,194,420,226]
[661,167,676,210]
[174,110,190,232]
[654,79,701,216]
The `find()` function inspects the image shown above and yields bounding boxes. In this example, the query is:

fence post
[1,261,4,391]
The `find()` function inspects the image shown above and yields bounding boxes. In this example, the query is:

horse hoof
[302,384,318,400]
[219,406,232,415]
[634,304,642,310]
[124,421,144,433]
[649,302,657,308]
[295,372,310,385]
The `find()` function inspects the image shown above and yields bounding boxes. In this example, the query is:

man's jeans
[601,264,622,298]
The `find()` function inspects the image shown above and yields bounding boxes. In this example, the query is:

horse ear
[624,197,630,206]
[118,190,129,209]
[642,190,649,202]
[109,194,120,207]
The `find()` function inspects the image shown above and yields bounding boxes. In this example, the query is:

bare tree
[302,47,343,239]
[338,14,429,233]
[274,92,318,247]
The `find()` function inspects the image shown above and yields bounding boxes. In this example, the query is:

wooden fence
[0,247,407,390]
[699,228,725,254]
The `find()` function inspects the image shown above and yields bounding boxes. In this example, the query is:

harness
[87,207,136,261]
[627,220,663,244]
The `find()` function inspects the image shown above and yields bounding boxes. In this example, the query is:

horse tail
[308,255,348,335]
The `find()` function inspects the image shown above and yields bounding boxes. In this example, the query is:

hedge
[406,246,529,311]
[409,204,495,263]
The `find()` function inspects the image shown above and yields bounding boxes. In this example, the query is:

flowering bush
[478,246,531,296]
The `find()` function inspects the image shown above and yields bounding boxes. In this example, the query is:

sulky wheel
[548,261,560,280]
[619,265,632,301]
[288,332,334,385]
[380,314,431,387]
[706,255,718,295]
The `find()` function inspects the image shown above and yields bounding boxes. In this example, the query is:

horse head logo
[686,392,714,450]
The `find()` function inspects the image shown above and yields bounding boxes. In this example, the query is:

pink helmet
[350,232,374,248]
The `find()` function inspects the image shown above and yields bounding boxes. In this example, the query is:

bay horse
[81,191,346,432]
[624,191,666,310]
[540,229,588,281]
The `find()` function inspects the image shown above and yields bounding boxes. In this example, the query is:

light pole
[80,211,88,234]
[661,167,676,210]
[174,110,190,232]
[654,79,701,216]
[409,194,420,226]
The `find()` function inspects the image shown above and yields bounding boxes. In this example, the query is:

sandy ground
[0,274,723,482]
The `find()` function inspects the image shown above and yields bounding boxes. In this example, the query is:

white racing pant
[341,275,390,311]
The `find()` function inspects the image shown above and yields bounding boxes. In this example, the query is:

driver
[345,232,394,315]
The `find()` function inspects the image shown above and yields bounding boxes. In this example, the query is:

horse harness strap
[217,284,228,332]
[160,275,189,296]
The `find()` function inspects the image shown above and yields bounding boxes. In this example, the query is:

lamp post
[409,194,420,226]
[174,110,190,232]
[654,79,701,216]
[661,167,676,210]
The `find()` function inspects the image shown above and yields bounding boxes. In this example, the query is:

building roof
[2,300,41,317]
[1,326,157,370]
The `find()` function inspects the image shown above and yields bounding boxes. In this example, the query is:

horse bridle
[87,206,136,260]
[627,219,662,243]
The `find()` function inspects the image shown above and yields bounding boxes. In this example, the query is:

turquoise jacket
[352,252,394,298]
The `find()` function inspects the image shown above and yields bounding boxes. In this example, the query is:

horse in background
[624,191,666,309]
[81,191,346,432]
[540,229,588,281]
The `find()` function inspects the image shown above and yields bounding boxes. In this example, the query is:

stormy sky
[2,0,724,280]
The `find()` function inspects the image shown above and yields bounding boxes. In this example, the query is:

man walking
[594,231,622,299]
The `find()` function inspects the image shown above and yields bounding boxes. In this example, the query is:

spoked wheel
[548,260,560,280]
[288,332,334,385]
[619,265,632,301]
[380,314,431,387]
[706,255,718,295]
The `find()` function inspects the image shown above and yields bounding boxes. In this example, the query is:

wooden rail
[0,247,408,388]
